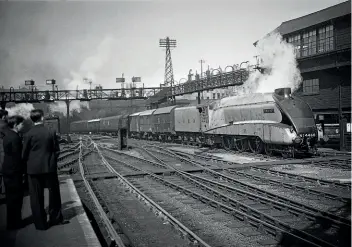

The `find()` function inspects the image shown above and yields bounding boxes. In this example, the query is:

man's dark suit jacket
[2,128,24,175]
[22,124,60,175]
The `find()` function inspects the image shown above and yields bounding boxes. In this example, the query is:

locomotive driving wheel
[234,137,247,152]
[222,136,233,150]
[248,137,264,154]
[264,143,274,156]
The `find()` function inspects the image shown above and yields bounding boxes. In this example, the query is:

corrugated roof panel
[153,105,179,115]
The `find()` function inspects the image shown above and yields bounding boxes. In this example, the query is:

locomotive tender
[70,87,318,156]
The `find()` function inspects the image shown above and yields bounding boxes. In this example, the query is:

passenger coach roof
[71,120,87,124]
[218,93,274,108]
[88,118,101,123]
[175,106,197,111]
[130,111,142,116]
[101,115,123,120]
[139,109,156,116]
[153,105,178,115]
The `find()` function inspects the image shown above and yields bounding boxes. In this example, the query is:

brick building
[257,1,351,147]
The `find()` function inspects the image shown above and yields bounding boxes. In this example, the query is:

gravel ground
[94,178,191,247]
[270,164,351,182]
[127,176,279,247]
[83,151,112,175]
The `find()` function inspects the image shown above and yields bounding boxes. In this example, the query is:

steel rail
[143,146,351,226]
[100,147,326,247]
[141,147,350,225]
[94,144,211,247]
[78,140,126,247]
[168,148,351,190]
[140,147,348,247]
[226,169,350,202]
[249,166,351,190]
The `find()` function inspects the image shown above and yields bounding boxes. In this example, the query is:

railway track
[141,146,351,223]
[100,144,351,247]
[78,137,208,247]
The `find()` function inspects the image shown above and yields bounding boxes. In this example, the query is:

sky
[0,0,348,91]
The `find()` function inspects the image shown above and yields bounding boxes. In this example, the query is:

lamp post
[199,59,206,79]
[240,61,249,83]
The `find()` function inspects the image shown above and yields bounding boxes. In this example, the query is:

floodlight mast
[159,37,177,103]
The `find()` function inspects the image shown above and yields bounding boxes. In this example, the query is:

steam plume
[6,103,35,119]
[64,36,115,91]
[233,31,302,96]
[49,101,89,117]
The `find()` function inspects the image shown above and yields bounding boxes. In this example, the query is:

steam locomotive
[70,87,318,157]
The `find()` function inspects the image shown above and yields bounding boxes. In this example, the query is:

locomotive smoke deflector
[273,87,318,136]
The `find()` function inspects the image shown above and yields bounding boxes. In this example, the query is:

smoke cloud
[233,31,302,96]
[64,36,115,91]
[6,103,35,119]
[48,101,89,117]
[46,35,115,116]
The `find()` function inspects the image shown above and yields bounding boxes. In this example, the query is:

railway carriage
[100,115,129,149]
[174,106,202,143]
[152,105,178,141]
[87,119,100,133]
[139,109,156,139]
[70,120,88,134]
[69,87,318,156]
[129,111,142,138]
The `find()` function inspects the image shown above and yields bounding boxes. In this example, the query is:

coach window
[303,79,319,95]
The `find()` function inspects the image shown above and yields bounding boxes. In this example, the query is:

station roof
[277,1,350,35]
[254,1,351,45]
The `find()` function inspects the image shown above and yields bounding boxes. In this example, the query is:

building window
[303,79,319,95]
[217,93,220,99]
[318,25,334,53]
[213,93,216,99]
[302,30,317,56]
[288,34,301,58]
